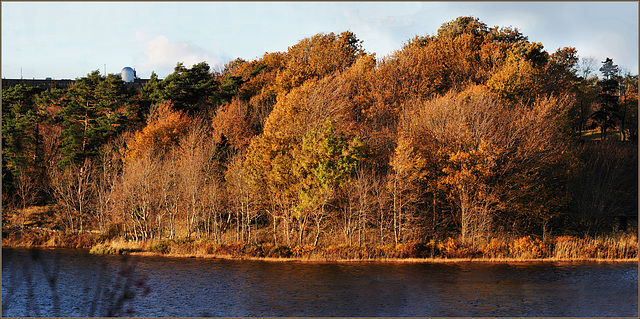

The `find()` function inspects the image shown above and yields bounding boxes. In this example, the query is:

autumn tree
[124,101,191,161]
[115,150,159,240]
[389,123,431,244]
[395,85,572,243]
[94,134,127,235]
[243,102,303,245]
[243,73,368,245]
[210,52,286,154]
[396,87,509,244]
[495,96,573,239]
[226,152,258,243]
[486,41,549,103]
[275,31,365,93]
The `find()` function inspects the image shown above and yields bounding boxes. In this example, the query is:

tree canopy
[2,16,636,245]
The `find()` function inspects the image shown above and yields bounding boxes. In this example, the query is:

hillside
[2,17,637,251]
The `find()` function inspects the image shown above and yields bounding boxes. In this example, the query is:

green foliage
[2,84,43,173]
[58,71,131,167]
[299,120,365,189]
[160,62,219,113]
[2,84,47,207]
[590,58,621,139]
[295,120,367,216]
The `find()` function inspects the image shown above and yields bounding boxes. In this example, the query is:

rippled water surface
[2,248,638,316]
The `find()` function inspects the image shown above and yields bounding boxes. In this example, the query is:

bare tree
[14,165,36,230]
[157,155,179,239]
[94,135,127,236]
[48,159,94,232]
[117,151,159,240]
[176,121,210,239]
[226,152,259,243]
[577,56,598,79]
[570,142,637,235]
[371,172,390,245]
[353,168,375,245]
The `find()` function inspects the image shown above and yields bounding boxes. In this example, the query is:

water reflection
[2,248,638,317]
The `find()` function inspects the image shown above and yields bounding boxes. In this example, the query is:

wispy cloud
[134,32,222,78]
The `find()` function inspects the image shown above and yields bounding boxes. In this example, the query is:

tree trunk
[393,177,399,245]
[460,184,470,244]
[272,214,278,246]
[313,215,323,246]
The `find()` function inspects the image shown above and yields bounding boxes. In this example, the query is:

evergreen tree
[161,62,218,113]
[591,58,620,140]
[2,84,45,207]
[58,71,129,167]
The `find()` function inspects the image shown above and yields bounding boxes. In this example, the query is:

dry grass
[553,234,638,259]
[2,228,101,249]
[5,224,636,262]
[3,205,60,229]
[86,233,638,262]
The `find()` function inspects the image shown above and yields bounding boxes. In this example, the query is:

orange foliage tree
[124,101,191,161]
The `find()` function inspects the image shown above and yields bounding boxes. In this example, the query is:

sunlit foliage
[2,16,636,247]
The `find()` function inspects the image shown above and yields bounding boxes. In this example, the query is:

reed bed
[4,227,636,261]
[87,234,638,261]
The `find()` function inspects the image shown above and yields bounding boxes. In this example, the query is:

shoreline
[125,250,639,263]
[3,244,637,263]
[3,228,638,263]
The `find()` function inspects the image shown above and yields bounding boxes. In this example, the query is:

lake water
[2,248,638,317]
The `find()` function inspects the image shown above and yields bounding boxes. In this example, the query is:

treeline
[3,17,637,247]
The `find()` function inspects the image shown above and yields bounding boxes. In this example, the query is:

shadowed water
[2,248,637,316]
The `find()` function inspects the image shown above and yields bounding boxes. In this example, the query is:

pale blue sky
[2,1,638,79]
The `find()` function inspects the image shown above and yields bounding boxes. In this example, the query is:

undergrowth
[2,228,101,249]
[4,227,636,261]
[87,233,638,260]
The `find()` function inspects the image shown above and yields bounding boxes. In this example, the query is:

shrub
[395,242,428,258]
[268,245,291,258]
[509,236,547,259]
[241,243,262,257]
[438,237,462,258]
[151,241,170,254]
[90,243,123,255]
[302,244,317,257]
[372,244,394,259]
[479,238,509,258]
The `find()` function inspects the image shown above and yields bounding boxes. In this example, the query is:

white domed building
[121,67,136,83]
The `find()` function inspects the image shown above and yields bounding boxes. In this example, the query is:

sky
[2,1,638,80]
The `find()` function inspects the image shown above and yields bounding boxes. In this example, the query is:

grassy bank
[2,227,102,249]
[3,226,637,262]
[86,234,638,262]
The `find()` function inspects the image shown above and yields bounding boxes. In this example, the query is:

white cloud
[134,33,223,78]
[341,6,406,58]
